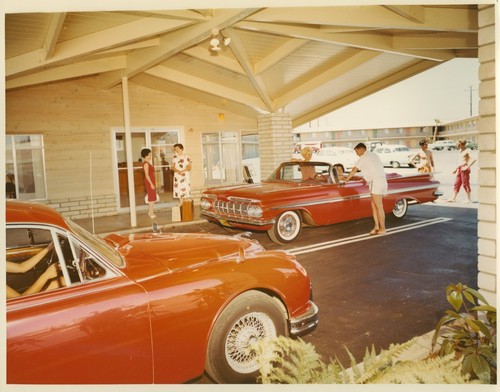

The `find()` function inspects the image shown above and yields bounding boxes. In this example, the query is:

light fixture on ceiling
[209,28,231,53]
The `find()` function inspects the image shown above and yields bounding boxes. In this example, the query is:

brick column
[258,113,295,179]
[477,4,496,305]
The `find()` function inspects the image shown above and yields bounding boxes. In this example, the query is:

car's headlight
[247,205,263,218]
[200,198,212,210]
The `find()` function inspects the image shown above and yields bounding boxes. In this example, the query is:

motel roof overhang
[4,4,479,128]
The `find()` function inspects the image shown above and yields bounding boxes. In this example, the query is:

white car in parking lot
[428,140,456,151]
[314,147,358,169]
[373,144,414,168]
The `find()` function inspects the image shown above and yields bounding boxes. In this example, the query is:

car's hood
[204,181,321,200]
[104,232,264,280]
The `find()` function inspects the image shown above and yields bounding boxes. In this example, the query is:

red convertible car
[201,161,442,244]
[6,201,318,384]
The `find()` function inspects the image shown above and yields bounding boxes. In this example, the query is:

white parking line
[289,217,453,255]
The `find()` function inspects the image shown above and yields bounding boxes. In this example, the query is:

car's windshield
[267,162,334,183]
[66,219,125,267]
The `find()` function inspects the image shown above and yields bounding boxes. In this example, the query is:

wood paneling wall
[6,76,257,218]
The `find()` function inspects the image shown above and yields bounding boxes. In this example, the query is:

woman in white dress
[172,143,192,205]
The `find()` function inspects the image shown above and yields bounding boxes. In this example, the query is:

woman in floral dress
[172,143,192,205]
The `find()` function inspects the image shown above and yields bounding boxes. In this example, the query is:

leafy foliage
[254,336,475,384]
[253,283,496,384]
[432,283,497,383]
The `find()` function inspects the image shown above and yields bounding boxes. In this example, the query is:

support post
[121,76,137,227]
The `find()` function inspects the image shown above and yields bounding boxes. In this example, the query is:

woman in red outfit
[141,148,157,218]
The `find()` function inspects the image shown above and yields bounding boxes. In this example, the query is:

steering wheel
[45,242,57,266]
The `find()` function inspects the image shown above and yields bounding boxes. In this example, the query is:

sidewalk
[73,205,205,236]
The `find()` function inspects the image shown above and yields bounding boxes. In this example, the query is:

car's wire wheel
[225,311,276,373]
[205,291,287,383]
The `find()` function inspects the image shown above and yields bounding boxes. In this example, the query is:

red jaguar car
[201,161,442,244]
[6,200,318,384]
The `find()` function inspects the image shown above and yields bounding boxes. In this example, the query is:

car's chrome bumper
[289,300,319,336]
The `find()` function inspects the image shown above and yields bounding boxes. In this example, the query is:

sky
[295,58,480,132]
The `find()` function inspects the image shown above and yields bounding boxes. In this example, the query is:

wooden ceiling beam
[248,6,477,32]
[383,5,425,24]
[275,50,381,109]
[394,32,477,50]
[44,13,66,60]
[237,21,456,61]
[6,56,126,90]
[183,46,246,75]
[254,38,308,75]
[144,65,266,111]
[99,8,261,90]
[224,27,274,111]
[6,17,191,77]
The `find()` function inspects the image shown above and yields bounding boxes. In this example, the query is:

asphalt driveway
[158,201,477,373]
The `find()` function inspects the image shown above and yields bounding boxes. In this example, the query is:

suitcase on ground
[171,206,181,222]
[181,199,194,222]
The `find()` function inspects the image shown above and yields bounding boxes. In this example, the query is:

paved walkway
[74,197,477,236]
[74,205,205,235]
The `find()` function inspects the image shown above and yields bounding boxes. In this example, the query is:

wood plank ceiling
[5,5,478,127]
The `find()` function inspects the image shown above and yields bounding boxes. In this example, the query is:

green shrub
[253,283,496,384]
[432,283,497,383]
[254,336,475,384]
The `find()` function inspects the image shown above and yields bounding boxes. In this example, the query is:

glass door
[150,131,179,202]
[113,128,181,211]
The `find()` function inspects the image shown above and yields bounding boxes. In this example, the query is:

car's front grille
[214,200,250,217]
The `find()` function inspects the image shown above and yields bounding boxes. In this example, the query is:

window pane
[202,133,220,143]
[222,143,239,183]
[151,131,179,145]
[202,132,241,185]
[6,142,15,198]
[116,132,146,208]
[14,135,42,149]
[6,135,47,201]
[16,149,46,200]
[203,142,222,182]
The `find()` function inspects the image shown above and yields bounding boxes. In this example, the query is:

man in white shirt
[342,143,388,235]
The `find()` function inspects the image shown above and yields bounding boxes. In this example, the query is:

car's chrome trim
[201,211,275,226]
[227,196,261,203]
[386,183,441,195]
[289,300,319,336]
[270,198,333,209]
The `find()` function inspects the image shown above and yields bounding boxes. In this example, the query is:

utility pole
[432,119,441,142]
[465,85,477,117]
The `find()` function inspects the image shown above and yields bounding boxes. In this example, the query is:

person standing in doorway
[341,143,388,235]
[141,148,157,219]
[448,139,476,203]
[6,172,16,199]
[172,143,192,205]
